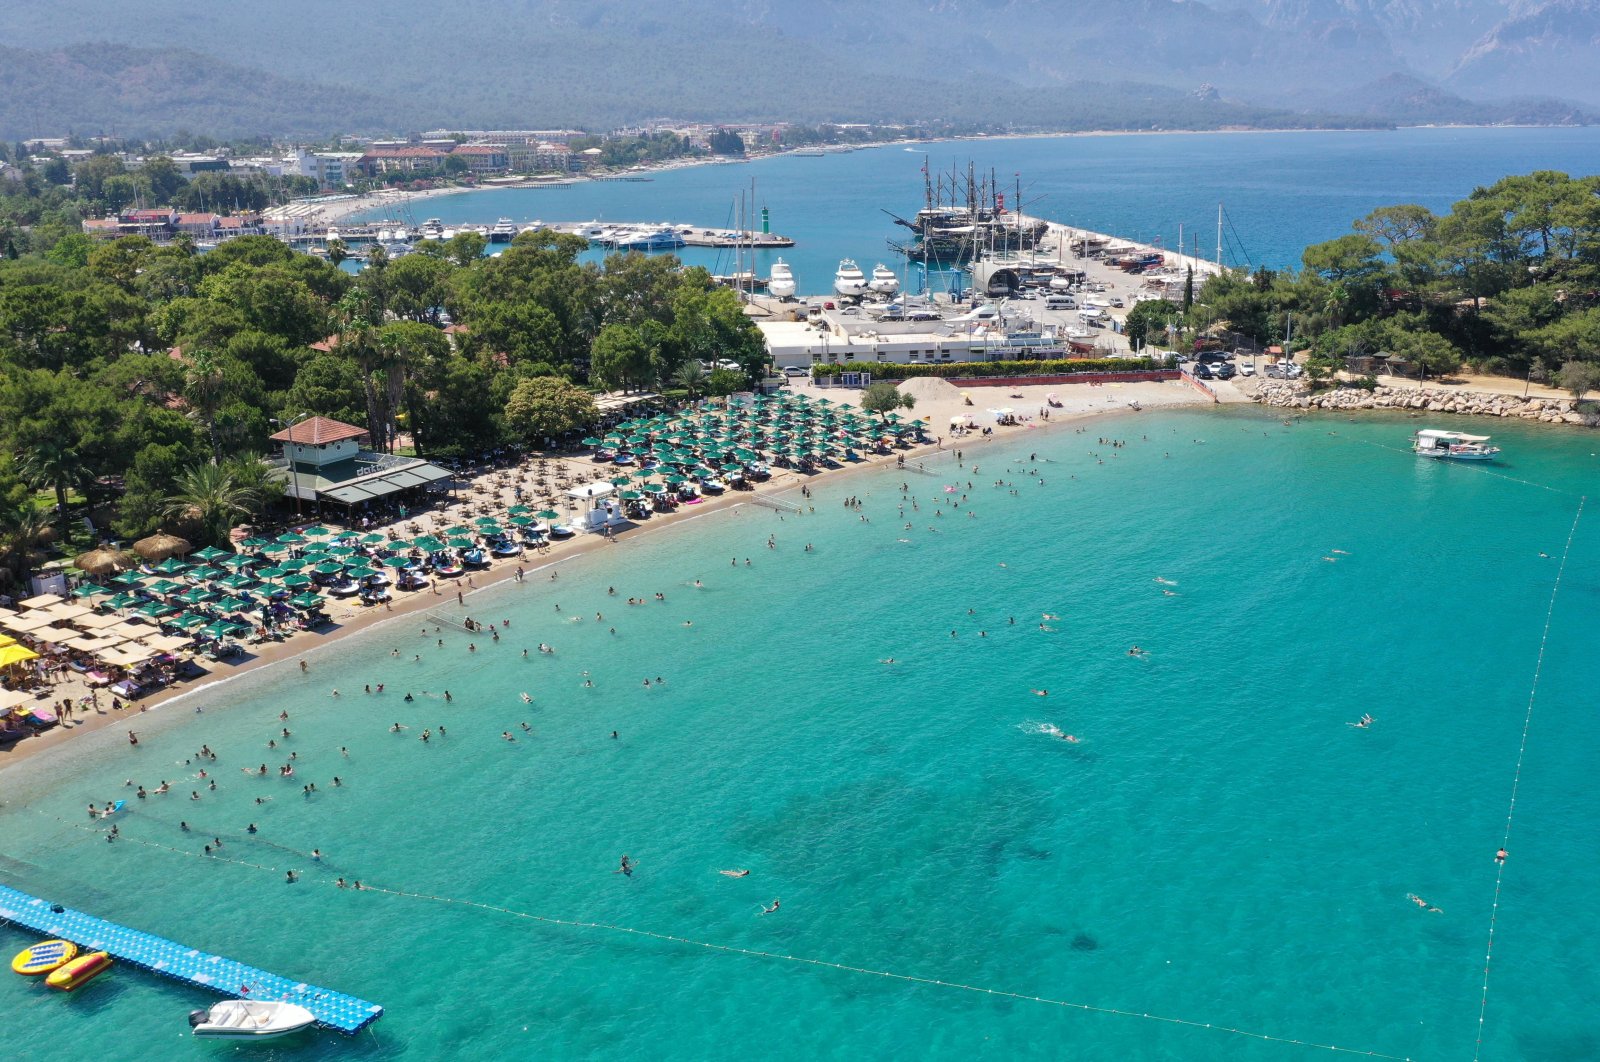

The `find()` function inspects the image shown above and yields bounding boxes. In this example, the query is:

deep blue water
[352,127,1600,292]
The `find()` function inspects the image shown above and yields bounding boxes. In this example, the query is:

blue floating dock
[0,883,382,1034]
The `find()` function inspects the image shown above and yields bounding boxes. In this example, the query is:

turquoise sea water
[2,407,1597,1060]
[350,127,1600,285]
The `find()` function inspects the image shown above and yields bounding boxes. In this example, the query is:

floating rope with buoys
[1473,495,1585,1061]
[36,811,1411,1058]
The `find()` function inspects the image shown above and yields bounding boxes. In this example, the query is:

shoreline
[0,381,1200,776]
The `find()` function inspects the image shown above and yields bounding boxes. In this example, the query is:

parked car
[1236,360,1256,377]
[1107,296,1125,308]
[1212,362,1237,380]
[782,366,808,378]
[1193,362,1216,379]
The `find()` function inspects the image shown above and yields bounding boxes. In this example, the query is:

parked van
[1045,294,1077,310]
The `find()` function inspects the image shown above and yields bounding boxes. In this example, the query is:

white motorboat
[834,258,868,297]
[1412,429,1501,461]
[868,263,900,295]
[489,217,518,243]
[768,259,796,299]
[189,1000,317,1039]
[418,218,445,240]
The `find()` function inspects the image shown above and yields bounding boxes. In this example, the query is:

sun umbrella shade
[276,533,306,544]
[281,574,313,588]
[289,593,325,610]
[214,596,252,613]
[312,561,346,575]
[535,511,559,520]
[153,557,190,575]
[447,537,476,550]
[72,583,114,598]
[199,621,245,640]
[217,573,256,590]
[137,602,178,619]
[168,613,208,630]
[300,525,333,537]
[256,567,288,580]
[220,554,256,570]
[191,545,229,562]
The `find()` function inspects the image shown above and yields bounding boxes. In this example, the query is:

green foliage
[859,381,916,419]
[502,376,599,444]
[1556,360,1600,403]
[1123,298,1177,349]
[706,367,746,397]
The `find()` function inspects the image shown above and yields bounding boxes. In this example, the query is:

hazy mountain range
[0,0,1593,138]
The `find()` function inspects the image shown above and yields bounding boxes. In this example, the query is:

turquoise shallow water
[3,407,1598,1060]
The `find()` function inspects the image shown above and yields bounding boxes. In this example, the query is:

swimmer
[719,869,751,878]
[616,855,634,876]
[759,899,781,915]
[390,722,407,732]
[520,692,532,703]
[1332,549,1350,555]
[1031,689,1048,697]
[1042,613,1059,620]
[879,657,895,664]
[1127,646,1146,657]
[1154,577,1177,586]
[1060,733,1080,743]
[1496,848,1508,864]
[502,731,516,742]
[1407,893,1442,913]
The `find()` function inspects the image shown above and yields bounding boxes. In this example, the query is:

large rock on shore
[1247,381,1599,428]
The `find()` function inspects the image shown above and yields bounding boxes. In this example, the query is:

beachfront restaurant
[268,417,455,524]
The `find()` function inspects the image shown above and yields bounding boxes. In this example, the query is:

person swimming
[759,898,780,915]
[1407,893,1442,913]
[719,869,751,878]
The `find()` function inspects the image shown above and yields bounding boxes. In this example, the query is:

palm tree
[16,441,91,541]
[326,238,349,268]
[0,503,51,587]
[183,347,227,463]
[674,361,706,403]
[162,463,263,547]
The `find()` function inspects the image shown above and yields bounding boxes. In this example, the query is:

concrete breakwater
[1250,381,1599,427]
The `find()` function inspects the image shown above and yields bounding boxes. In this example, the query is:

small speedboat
[1412,429,1501,461]
[433,562,464,579]
[612,451,636,466]
[325,579,360,598]
[548,524,576,540]
[489,539,521,558]
[189,999,317,1039]
[461,548,490,569]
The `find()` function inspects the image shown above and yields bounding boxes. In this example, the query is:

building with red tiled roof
[175,212,219,236]
[358,146,449,176]
[268,416,370,447]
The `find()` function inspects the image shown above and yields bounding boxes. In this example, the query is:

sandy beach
[0,378,1201,773]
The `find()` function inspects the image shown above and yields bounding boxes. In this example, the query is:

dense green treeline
[1182,171,1600,390]
[0,229,764,574]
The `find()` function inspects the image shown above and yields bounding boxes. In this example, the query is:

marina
[0,883,383,1035]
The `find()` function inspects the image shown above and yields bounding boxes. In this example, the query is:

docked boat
[548,524,576,540]
[768,259,796,299]
[189,1000,317,1039]
[834,259,868,297]
[489,217,518,243]
[867,264,900,295]
[418,218,445,240]
[1412,429,1501,461]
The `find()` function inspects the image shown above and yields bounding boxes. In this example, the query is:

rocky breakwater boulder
[1250,381,1598,427]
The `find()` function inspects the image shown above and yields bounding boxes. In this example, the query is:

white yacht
[489,217,518,243]
[418,218,444,240]
[834,259,868,297]
[1412,429,1501,461]
[768,259,796,299]
[868,264,900,295]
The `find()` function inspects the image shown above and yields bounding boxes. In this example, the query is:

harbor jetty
[0,883,383,1034]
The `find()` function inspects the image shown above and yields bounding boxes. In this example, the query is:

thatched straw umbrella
[74,547,136,576]
[132,530,191,562]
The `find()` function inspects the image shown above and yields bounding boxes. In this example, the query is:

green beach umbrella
[508,515,535,526]
[312,561,345,575]
[346,566,378,580]
[474,516,501,526]
[256,566,288,581]
[281,573,313,588]
[447,537,476,550]
[214,596,252,613]
[218,572,256,590]
[325,545,357,557]
[413,536,446,552]
[72,582,113,598]
[581,437,602,447]
[619,490,642,501]
[220,554,255,570]
[105,591,141,610]
[536,510,559,520]
[191,545,228,562]
[300,525,333,537]
[153,556,189,574]
[137,601,177,619]
[444,525,474,535]
[360,533,388,544]
[241,537,272,549]
[199,620,241,640]
[507,505,532,515]
[148,579,184,596]
[381,556,413,568]
[168,613,208,631]
[176,587,216,605]
[276,533,306,544]
[641,483,666,494]
[289,593,324,610]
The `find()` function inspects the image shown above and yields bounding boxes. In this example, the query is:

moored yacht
[418,218,444,240]
[834,258,867,297]
[768,259,796,299]
[868,263,900,295]
[489,217,518,243]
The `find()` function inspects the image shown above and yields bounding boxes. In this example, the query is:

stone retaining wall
[1250,382,1598,427]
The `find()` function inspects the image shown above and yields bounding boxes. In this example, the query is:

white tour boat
[189,1000,317,1039]
[1412,429,1501,461]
